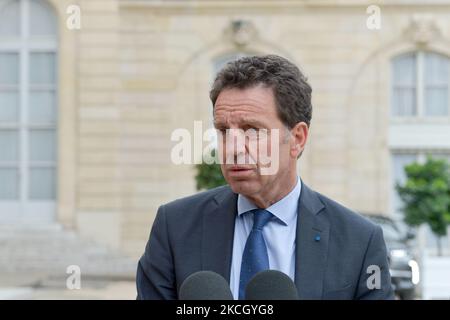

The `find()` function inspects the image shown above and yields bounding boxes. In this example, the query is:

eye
[243,125,258,131]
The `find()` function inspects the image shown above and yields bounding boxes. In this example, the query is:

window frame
[391,51,450,122]
[0,0,58,222]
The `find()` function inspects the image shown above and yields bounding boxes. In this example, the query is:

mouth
[227,166,255,177]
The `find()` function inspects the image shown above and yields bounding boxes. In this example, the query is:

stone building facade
[1,0,450,262]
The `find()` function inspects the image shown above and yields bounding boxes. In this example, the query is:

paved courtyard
[0,275,136,300]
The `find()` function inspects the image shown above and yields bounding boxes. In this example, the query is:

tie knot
[251,209,273,230]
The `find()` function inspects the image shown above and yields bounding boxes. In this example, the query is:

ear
[289,122,309,158]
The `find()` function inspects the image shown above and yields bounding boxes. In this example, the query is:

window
[391,152,450,251]
[0,0,57,221]
[391,153,417,214]
[391,52,449,118]
[213,52,249,75]
[424,53,449,116]
[392,151,450,212]
[391,152,450,253]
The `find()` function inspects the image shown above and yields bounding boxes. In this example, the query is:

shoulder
[305,185,386,266]
[158,185,233,219]
[152,185,235,242]
[305,185,379,237]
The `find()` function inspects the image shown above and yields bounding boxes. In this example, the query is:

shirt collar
[237,176,301,226]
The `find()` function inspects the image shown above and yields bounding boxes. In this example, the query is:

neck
[246,170,298,209]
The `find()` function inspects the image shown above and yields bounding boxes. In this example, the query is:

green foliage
[396,156,450,255]
[195,149,226,191]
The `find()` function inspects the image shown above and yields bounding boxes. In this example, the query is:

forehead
[213,85,278,122]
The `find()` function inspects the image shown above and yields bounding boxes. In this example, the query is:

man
[136,55,394,300]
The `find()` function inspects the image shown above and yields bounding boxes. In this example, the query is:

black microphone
[179,271,234,300]
[245,270,299,300]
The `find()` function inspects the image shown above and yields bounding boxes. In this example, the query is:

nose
[223,128,247,165]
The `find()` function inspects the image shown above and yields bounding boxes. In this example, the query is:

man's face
[213,85,292,197]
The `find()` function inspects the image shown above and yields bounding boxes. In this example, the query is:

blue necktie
[239,209,273,300]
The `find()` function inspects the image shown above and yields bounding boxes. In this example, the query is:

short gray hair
[210,54,312,128]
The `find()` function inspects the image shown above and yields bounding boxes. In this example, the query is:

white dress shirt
[229,177,301,299]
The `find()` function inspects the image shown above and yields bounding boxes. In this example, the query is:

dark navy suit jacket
[136,182,394,299]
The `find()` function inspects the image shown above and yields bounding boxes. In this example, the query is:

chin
[227,179,259,196]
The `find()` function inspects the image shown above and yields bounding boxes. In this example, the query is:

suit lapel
[200,182,330,297]
[295,182,330,299]
[201,187,238,283]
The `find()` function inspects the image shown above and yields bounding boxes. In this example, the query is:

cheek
[266,143,290,175]
[217,138,227,163]
[249,138,270,163]
[220,164,226,175]
[254,138,285,167]
[247,141,259,161]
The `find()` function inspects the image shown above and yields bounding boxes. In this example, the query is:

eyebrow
[213,117,267,129]
[241,118,266,128]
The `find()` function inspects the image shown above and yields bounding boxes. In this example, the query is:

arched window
[0,0,57,222]
[391,51,449,117]
[390,51,450,252]
[213,52,249,76]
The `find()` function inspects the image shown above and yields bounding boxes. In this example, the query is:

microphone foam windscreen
[245,270,299,300]
[179,271,234,300]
